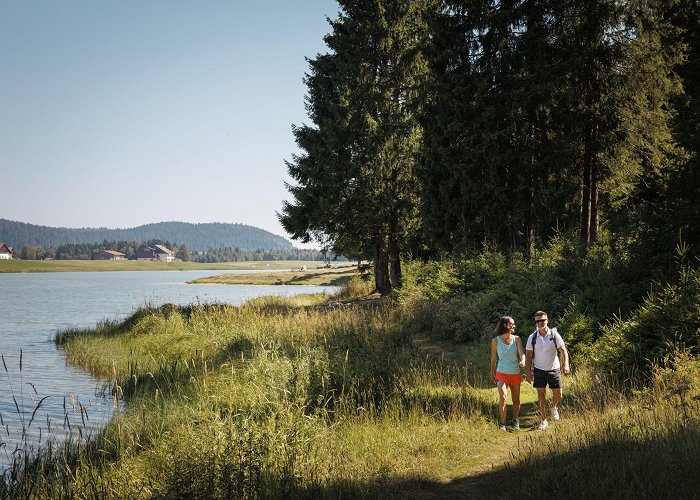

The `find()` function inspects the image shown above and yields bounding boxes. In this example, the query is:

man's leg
[551,388,562,410]
[537,387,548,421]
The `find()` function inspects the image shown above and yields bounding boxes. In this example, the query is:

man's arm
[525,337,533,384]
[559,344,570,375]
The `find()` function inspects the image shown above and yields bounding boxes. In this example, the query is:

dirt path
[410,337,550,499]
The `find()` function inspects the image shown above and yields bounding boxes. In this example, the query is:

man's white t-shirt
[526,328,564,371]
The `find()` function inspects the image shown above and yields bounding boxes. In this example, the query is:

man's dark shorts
[533,368,563,389]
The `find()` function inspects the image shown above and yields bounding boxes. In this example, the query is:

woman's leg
[497,380,508,423]
[511,382,521,420]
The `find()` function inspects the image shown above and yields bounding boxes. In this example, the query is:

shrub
[590,266,700,372]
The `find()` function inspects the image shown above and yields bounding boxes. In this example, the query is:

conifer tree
[280,0,434,293]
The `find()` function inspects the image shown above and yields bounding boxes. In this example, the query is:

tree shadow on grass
[277,424,700,499]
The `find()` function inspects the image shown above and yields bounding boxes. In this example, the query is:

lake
[0,270,337,467]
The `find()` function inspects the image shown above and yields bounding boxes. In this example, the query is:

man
[525,310,570,431]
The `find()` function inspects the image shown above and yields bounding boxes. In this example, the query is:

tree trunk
[524,145,536,260]
[580,127,593,246]
[589,159,599,243]
[389,233,402,289]
[373,243,391,295]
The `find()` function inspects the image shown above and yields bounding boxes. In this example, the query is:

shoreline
[0,259,332,274]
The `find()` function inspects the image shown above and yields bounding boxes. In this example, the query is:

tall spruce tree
[620,0,699,269]
[421,0,682,254]
[421,1,570,255]
[551,0,682,247]
[280,0,433,293]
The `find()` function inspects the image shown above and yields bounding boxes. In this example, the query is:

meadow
[2,247,699,498]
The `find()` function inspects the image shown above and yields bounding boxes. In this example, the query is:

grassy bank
[4,254,700,498]
[0,259,324,273]
[188,265,359,286]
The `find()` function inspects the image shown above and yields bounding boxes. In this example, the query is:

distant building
[94,250,126,261]
[136,245,175,262]
[0,243,13,260]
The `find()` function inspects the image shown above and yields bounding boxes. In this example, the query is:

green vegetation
[0,259,324,273]
[281,0,699,295]
[3,249,699,498]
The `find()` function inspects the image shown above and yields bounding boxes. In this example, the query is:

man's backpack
[530,327,561,360]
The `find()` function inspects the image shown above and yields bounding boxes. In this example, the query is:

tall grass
[14,287,505,498]
[492,350,700,499]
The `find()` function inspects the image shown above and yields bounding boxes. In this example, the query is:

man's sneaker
[550,405,560,421]
[512,419,520,430]
[499,424,507,431]
[537,419,548,431]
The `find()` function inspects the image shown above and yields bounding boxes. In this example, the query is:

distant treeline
[0,219,293,252]
[15,240,336,263]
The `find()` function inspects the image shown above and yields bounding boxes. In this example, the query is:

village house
[0,243,14,259]
[93,250,126,261]
[136,244,175,262]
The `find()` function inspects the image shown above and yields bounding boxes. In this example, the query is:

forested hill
[0,219,294,252]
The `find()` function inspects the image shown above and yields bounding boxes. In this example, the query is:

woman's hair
[495,316,514,336]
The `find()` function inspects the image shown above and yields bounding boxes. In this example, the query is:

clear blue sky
[0,1,338,246]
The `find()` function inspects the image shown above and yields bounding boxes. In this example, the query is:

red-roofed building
[0,243,13,260]
[136,245,175,262]
[94,250,126,261]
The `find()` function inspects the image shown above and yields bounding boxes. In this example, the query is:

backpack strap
[531,328,561,360]
[551,328,561,349]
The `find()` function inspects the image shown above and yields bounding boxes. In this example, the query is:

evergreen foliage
[282,0,695,276]
[280,0,435,293]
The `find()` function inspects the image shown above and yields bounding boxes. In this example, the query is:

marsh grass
[21,290,506,498]
[0,350,117,500]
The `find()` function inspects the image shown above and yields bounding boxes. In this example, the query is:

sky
[0,1,338,247]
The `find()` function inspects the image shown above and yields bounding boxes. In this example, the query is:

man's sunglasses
[535,319,547,324]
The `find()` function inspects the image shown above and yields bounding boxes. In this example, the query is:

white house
[136,245,175,262]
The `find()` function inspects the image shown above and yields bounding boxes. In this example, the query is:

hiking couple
[489,311,570,431]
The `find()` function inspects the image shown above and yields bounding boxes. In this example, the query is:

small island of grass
[188,265,359,286]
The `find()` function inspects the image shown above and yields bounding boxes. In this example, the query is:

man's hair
[534,310,548,318]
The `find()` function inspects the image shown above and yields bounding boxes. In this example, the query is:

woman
[490,316,525,430]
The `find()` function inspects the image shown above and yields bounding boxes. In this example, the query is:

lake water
[0,270,337,466]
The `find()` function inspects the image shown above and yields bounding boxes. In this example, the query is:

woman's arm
[490,338,498,384]
[516,336,525,367]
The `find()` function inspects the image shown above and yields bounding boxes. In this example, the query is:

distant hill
[0,219,294,252]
